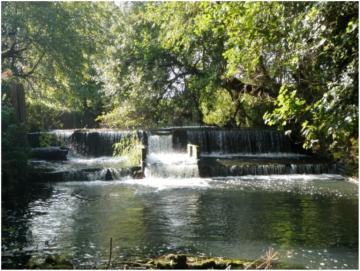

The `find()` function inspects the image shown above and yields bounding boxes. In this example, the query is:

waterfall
[28,129,146,181]
[27,130,73,148]
[174,128,298,154]
[148,134,173,153]
[28,129,146,157]
[28,127,333,180]
[198,161,330,177]
[30,166,134,182]
[145,133,199,178]
[49,129,74,143]
[148,127,331,177]
[290,164,330,174]
[68,130,142,157]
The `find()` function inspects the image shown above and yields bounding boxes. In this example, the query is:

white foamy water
[146,153,196,165]
[31,156,128,170]
[215,174,345,182]
[67,156,127,166]
[49,129,75,137]
[121,177,211,190]
[201,152,309,158]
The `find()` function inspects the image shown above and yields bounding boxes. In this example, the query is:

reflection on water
[2,176,358,269]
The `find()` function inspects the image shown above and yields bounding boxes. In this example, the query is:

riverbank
[26,252,304,269]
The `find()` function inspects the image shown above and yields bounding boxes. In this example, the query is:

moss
[25,253,304,270]
[26,255,74,269]
[187,256,250,269]
[147,254,266,269]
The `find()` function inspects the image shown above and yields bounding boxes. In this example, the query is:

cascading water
[68,130,145,157]
[148,134,173,153]
[28,129,146,157]
[13,127,351,271]
[147,127,331,177]
[145,132,199,178]
[28,129,146,181]
[28,127,332,180]
[173,128,298,154]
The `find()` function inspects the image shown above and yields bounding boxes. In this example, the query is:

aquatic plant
[113,134,142,166]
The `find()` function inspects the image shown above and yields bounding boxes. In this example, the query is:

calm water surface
[2,175,358,269]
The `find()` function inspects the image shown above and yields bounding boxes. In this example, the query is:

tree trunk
[10,82,26,123]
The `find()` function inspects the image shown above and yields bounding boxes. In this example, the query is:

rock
[105,169,113,180]
[153,254,188,269]
[131,166,145,179]
[147,254,257,269]
[132,170,145,179]
[27,255,74,269]
[31,147,68,160]
[187,256,246,269]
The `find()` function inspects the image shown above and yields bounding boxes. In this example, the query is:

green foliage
[2,1,110,130]
[113,134,142,166]
[264,86,307,128]
[262,2,358,175]
[96,1,358,174]
[27,99,65,131]
[201,88,234,127]
[238,94,274,127]
[1,2,357,174]
[38,133,60,147]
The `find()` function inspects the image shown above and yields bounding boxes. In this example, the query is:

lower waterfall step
[28,167,142,182]
[198,158,333,177]
[145,163,199,178]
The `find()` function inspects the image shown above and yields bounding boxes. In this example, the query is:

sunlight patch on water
[213,174,357,198]
[122,177,211,190]
[26,187,79,253]
[217,174,345,181]
[57,174,357,199]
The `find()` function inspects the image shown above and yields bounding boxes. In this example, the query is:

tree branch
[16,52,45,78]
[2,46,27,59]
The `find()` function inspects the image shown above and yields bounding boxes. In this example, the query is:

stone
[105,169,113,180]
[27,255,74,269]
[153,254,188,269]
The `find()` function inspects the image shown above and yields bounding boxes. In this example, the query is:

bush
[113,134,142,166]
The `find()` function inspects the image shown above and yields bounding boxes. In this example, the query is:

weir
[172,128,299,154]
[28,129,147,157]
[145,127,331,177]
[28,127,333,180]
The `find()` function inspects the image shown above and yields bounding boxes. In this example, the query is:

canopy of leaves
[95,2,358,173]
[1,1,358,174]
[1,1,112,130]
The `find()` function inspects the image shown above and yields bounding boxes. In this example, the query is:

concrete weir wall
[28,127,334,178]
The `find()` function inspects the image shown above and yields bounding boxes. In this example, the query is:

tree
[1,1,110,130]
[95,1,358,173]
[2,2,357,174]
[263,2,358,174]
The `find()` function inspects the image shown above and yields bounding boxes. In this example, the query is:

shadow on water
[2,183,54,269]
